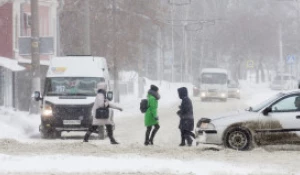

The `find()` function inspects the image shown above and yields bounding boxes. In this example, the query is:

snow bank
[0,107,39,139]
[0,154,283,175]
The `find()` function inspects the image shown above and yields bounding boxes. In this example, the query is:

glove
[119,108,123,112]
[154,116,159,121]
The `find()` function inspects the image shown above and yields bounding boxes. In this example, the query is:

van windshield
[201,73,227,84]
[44,77,105,96]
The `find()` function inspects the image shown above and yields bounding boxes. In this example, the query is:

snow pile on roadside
[0,154,285,175]
[0,107,39,139]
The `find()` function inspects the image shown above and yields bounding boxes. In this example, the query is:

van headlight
[42,103,53,116]
[199,122,215,130]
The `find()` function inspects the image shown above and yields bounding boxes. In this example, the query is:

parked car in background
[270,74,298,90]
[195,90,300,150]
[228,80,240,99]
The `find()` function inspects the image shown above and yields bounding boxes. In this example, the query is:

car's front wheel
[224,127,251,150]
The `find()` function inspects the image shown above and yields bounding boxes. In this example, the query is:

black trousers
[145,124,160,144]
[84,125,115,142]
[180,129,193,145]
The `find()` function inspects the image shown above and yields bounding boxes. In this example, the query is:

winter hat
[178,87,188,99]
[97,82,107,91]
[150,84,159,92]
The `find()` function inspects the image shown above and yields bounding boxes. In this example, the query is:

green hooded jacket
[144,94,159,126]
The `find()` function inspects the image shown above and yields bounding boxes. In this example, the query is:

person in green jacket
[144,84,160,146]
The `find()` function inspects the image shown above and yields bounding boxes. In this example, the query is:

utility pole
[84,0,91,55]
[171,0,175,82]
[29,0,40,114]
[112,0,120,102]
[279,22,284,90]
[183,4,190,82]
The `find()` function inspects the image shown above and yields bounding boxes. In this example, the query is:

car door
[261,94,300,144]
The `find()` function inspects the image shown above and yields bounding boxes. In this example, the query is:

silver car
[270,74,298,90]
[195,90,300,150]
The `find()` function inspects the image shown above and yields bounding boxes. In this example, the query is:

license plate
[208,92,217,96]
[63,120,81,125]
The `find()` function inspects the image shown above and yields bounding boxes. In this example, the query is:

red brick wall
[22,3,50,37]
[0,3,13,58]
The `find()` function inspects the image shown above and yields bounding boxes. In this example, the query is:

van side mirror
[107,91,113,101]
[32,91,42,101]
[263,107,272,116]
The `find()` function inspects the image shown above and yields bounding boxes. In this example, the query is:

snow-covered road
[0,82,299,175]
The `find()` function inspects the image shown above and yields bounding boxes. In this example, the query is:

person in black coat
[177,87,195,146]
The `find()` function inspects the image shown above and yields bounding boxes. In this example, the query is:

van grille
[52,104,93,120]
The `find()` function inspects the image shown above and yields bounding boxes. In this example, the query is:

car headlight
[220,93,226,97]
[236,89,240,93]
[201,92,206,97]
[42,103,53,116]
[199,122,215,130]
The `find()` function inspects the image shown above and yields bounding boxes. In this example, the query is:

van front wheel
[40,129,61,139]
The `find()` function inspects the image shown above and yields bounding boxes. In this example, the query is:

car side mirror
[107,91,113,101]
[263,107,272,116]
[32,91,42,101]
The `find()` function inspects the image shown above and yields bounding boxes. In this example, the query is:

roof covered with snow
[47,56,107,77]
[0,57,25,71]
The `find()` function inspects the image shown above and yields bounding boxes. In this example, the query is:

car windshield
[228,81,238,88]
[201,73,227,85]
[44,77,105,96]
[248,93,284,112]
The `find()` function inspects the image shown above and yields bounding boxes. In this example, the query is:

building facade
[0,0,58,111]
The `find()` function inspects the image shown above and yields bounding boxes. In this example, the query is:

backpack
[140,99,148,113]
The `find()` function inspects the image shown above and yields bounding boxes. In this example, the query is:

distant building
[0,0,58,111]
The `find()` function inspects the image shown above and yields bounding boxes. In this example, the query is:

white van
[33,56,112,138]
[199,68,229,102]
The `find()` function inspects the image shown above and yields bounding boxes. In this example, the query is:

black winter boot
[106,125,119,144]
[179,130,186,146]
[145,126,152,146]
[186,135,193,146]
[83,131,91,142]
[149,124,160,145]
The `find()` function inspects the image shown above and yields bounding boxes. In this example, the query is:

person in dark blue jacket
[177,87,195,146]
